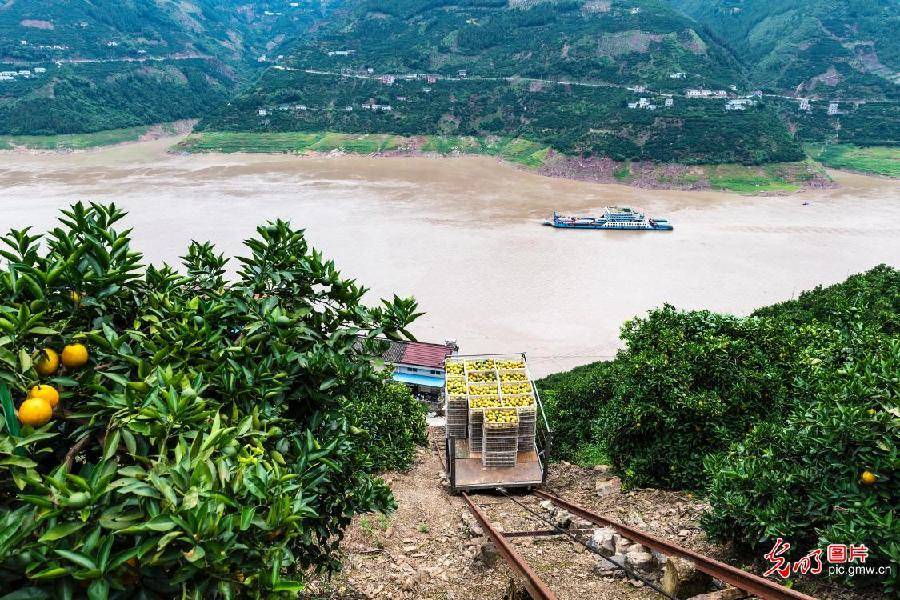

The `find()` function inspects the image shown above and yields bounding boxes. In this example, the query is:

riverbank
[805,143,900,179]
[2,124,881,194]
[178,130,835,195]
[0,121,195,152]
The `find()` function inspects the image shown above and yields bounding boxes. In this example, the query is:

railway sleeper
[535,502,744,599]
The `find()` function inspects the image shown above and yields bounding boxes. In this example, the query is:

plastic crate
[468,409,484,453]
[446,396,468,438]
[482,408,518,467]
[515,405,537,451]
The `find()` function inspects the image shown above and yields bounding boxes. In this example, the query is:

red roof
[400,342,454,369]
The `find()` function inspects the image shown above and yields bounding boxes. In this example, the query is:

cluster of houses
[725,97,756,111]
[795,99,841,115]
[0,66,47,82]
[376,73,440,85]
[258,98,396,117]
[628,96,677,110]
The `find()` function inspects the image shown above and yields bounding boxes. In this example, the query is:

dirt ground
[301,429,694,599]
[301,428,882,600]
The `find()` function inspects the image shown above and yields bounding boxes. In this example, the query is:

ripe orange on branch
[35,348,59,376]
[61,343,89,368]
[27,385,59,409]
[18,398,53,427]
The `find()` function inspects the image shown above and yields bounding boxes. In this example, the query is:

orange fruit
[18,398,53,427]
[27,385,59,409]
[860,470,877,485]
[70,290,82,304]
[61,343,89,368]
[35,348,59,376]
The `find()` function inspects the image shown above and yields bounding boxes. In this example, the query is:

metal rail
[534,490,819,600]
[460,492,559,600]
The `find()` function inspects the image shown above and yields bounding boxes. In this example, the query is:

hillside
[3,1,895,160]
[281,0,745,91]
[199,0,806,164]
[666,0,900,100]
[0,0,337,134]
[535,265,899,593]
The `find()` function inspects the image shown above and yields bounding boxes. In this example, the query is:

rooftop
[377,339,455,369]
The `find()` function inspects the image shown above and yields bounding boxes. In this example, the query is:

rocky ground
[301,428,881,600]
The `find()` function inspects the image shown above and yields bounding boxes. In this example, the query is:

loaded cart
[443,353,552,492]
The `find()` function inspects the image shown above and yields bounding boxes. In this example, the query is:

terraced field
[0,126,151,150]
[178,131,553,167]
[807,144,900,178]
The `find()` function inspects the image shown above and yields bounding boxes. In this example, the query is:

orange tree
[0,203,421,598]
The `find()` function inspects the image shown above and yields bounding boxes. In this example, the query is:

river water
[2,139,899,376]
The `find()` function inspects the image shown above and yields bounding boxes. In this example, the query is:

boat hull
[543,221,673,231]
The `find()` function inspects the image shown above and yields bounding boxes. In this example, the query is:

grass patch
[613,162,632,181]
[806,143,899,178]
[0,126,151,150]
[181,131,553,167]
[572,443,610,468]
[180,131,408,155]
[705,163,801,194]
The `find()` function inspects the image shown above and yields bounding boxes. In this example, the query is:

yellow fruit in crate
[35,348,59,376]
[61,343,89,368]
[499,371,526,382]
[17,398,53,427]
[27,385,59,409]
[497,360,526,370]
[445,362,464,375]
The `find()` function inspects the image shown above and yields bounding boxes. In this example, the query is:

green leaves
[38,523,83,543]
[541,266,899,594]
[0,203,419,597]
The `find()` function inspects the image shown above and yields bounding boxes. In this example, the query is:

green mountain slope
[282,0,745,90]
[0,0,336,134]
[200,0,805,164]
[666,0,900,99]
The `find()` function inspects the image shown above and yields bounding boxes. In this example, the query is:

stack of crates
[516,405,537,451]
[468,409,484,452]
[444,354,538,461]
[444,361,468,438]
[497,360,537,453]
[482,407,519,467]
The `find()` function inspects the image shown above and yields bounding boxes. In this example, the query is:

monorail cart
[443,353,552,492]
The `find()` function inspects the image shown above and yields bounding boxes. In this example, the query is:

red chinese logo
[765,540,867,579]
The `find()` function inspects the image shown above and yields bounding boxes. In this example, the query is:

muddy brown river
[2,138,899,376]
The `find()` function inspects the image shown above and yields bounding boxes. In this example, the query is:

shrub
[0,203,421,597]
[347,379,427,472]
[599,306,805,489]
[538,265,898,593]
[703,330,899,593]
[753,264,900,335]
[538,361,615,462]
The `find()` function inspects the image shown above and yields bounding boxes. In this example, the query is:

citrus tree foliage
[0,203,421,598]
[346,380,427,472]
[703,328,899,592]
[598,306,808,489]
[537,265,898,592]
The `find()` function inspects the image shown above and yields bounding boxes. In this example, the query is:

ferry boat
[543,207,673,231]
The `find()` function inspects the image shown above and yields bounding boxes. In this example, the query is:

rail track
[460,489,819,600]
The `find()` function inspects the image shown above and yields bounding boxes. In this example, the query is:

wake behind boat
[543,207,673,231]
